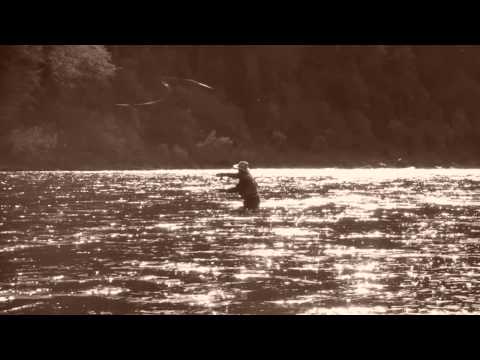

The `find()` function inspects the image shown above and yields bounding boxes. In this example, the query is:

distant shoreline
[2,163,480,172]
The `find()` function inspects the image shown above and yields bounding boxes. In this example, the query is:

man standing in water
[217,161,260,211]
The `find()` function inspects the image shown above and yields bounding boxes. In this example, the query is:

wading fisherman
[217,161,260,211]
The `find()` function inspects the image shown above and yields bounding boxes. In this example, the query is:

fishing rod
[114,76,215,108]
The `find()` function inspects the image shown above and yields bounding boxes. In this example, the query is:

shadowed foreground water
[1,168,479,314]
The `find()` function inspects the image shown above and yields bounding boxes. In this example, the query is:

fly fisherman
[217,161,260,211]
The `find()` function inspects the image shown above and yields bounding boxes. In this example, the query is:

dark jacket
[218,170,260,209]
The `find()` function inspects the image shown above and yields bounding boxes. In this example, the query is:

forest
[1,45,480,169]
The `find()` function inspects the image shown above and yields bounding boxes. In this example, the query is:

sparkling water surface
[1,168,479,314]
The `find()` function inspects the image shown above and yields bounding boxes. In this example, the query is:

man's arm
[216,173,239,178]
[226,185,239,193]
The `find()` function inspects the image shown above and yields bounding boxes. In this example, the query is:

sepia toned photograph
[0,45,479,315]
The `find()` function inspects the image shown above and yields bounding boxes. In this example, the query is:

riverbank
[2,158,479,171]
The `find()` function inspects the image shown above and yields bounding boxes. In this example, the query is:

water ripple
[1,168,480,314]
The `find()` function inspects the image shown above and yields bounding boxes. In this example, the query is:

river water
[1,168,479,314]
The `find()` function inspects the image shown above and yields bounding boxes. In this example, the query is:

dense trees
[1,45,480,169]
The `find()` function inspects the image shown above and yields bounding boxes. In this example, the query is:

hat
[233,161,249,171]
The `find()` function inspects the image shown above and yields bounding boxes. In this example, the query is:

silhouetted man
[217,161,260,211]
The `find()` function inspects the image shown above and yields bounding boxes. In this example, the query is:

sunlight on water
[1,168,480,314]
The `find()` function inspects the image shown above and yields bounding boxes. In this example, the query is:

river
[1,168,479,314]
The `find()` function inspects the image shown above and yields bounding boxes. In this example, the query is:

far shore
[2,161,480,172]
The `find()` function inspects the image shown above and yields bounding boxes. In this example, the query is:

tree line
[1,45,479,169]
